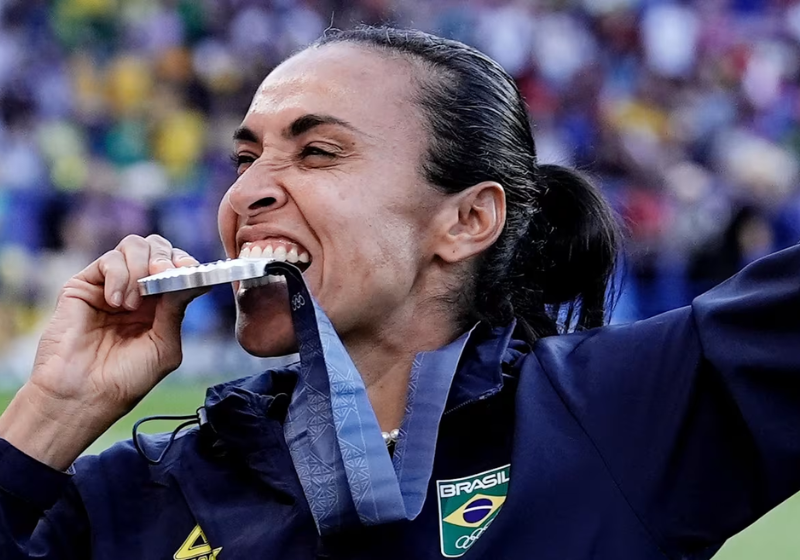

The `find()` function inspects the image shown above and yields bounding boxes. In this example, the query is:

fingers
[74,235,200,311]
[154,249,205,319]
[99,251,129,308]
[116,236,153,309]
[145,235,176,274]
[171,247,200,268]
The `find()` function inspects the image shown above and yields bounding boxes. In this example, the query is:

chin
[234,283,298,357]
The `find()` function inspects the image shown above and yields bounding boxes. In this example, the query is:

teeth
[240,274,286,289]
[238,241,309,267]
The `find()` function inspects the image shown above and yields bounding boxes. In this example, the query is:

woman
[1,27,798,559]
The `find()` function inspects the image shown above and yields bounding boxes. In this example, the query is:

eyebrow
[232,113,364,144]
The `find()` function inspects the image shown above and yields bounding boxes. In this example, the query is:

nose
[225,164,289,218]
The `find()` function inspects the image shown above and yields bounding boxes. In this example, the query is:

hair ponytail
[516,164,621,333]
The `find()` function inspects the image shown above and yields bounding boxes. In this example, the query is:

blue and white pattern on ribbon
[271,262,473,535]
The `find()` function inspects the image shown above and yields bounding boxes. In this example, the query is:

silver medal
[137,258,276,296]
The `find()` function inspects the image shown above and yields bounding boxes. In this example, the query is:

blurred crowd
[1,0,800,374]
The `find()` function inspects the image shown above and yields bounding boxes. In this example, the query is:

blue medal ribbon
[268,262,472,534]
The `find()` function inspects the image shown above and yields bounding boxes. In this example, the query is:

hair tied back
[533,164,621,331]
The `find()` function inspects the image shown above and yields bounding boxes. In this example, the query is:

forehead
[245,43,418,133]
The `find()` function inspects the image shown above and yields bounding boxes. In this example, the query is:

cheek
[217,192,238,258]
[350,219,422,289]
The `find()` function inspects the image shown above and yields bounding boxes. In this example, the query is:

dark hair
[311,27,620,340]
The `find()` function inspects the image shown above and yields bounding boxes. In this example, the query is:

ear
[434,181,506,264]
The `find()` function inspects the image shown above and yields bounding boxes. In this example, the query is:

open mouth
[239,240,311,271]
[237,239,312,289]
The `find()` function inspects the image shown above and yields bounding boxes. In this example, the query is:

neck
[343,308,461,433]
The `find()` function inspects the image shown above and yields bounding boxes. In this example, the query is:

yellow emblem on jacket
[174,525,222,560]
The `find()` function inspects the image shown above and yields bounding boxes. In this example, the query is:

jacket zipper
[443,387,501,416]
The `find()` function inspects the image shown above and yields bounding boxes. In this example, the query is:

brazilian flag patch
[436,464,511,557]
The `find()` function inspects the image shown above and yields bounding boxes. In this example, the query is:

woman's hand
[0,235,206,469]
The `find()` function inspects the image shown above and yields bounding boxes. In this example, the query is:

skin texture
[221,44,452,359]
[0,43,506,469]
[220,43,506,429]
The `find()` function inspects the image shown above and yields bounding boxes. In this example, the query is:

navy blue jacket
[3,244,800,559]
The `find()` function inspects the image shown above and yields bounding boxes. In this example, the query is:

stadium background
[1,0,800,556]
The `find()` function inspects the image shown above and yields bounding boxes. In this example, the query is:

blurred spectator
[689,204,776,294]
[1,0,800,374]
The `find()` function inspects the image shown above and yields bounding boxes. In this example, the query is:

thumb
[151,287,210,341]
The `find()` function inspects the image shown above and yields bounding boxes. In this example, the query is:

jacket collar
[146,320,526,489]
[200,319,525,423]
[444,320,527,412]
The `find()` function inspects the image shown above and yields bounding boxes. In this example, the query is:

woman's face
[218,43,446,356]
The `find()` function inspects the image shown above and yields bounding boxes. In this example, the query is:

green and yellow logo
[174,525,222,560]
[436,464,510,557]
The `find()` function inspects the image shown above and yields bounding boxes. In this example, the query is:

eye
[230,152,256,173]
[299,145,337,159]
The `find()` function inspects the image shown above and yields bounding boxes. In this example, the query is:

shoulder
[530,307,696,376]
[509,307,700,423]
[72,428,199,492]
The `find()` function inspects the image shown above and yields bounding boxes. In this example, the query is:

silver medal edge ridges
[137,258,278,296]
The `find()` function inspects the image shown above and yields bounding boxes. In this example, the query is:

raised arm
[535,243,800,558]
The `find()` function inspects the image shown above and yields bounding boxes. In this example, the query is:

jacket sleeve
[534,243,800,559]
[0,438,90,559]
